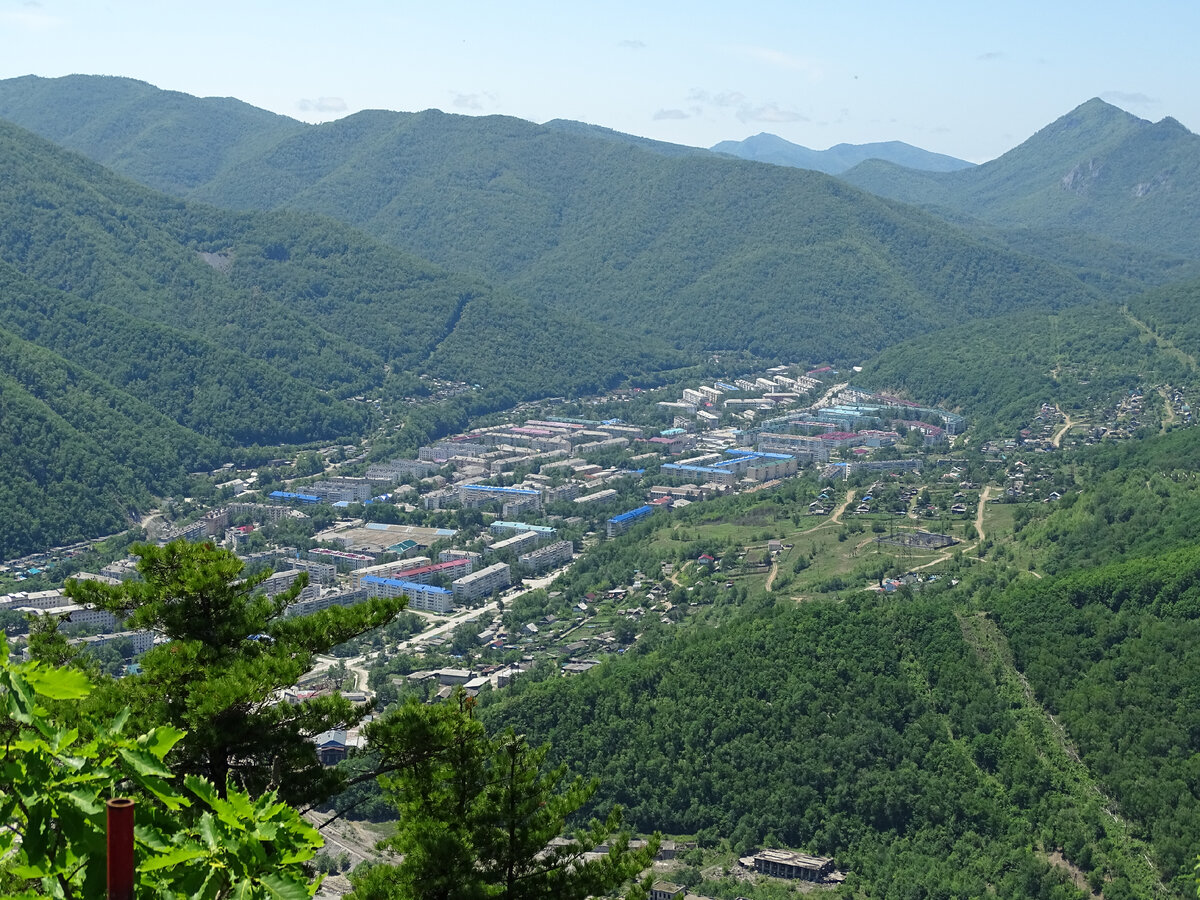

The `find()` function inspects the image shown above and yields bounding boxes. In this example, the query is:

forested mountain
[855,277,1200,434]
[0,74,306,194]
[0,324,220,557]
[0,116,691,554]
[842,99,1200,260]
[711,132,974,174]
[5,73,1200,900]
[0,75,1102,362]
[481,589,1160,898]
[0,116,688,398]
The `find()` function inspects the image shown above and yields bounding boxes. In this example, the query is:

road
[908,484,995,573]
[829,489,856,525]
[305,561,575,691]
[1051,412,1075,449]
[974,485,994,543]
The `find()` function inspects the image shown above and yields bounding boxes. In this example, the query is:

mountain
[0,115,687,398]
[541,118,710,158]
[842,99,1200,260]
[0,74,306,194]
[0,317,222,558]
[0,76,1103,363]
[711,132,974,174]
[0,115,693,554]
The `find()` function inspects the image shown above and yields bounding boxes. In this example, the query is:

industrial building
[744,849,834,882]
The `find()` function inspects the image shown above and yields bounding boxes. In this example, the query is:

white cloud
[687,89,746,109]
[298,97,348,113]
[0,8,64,30]
[450,91,498,111]
[1101,90,1157,107]
[653,108,689,120]
[737,102,807,124]
[618,39,645,50]
[685,89,806,125]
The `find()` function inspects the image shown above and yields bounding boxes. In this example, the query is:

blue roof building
[606,505,655,538]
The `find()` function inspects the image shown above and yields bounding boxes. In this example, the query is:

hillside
[711,132,974,174]
[160,112,1115,360]
[0,75,1102,363]
[0,323,221,557]
[480,587,1166,898]
[0,116,688,398]
[842,99,1200,260]
[4,75,1199,900]
[0,74,307,194]
[0,116,693,554]
[458,422,1200,899]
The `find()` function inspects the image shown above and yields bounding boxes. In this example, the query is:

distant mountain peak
[841,97,1200,260]
[710,133,973,175]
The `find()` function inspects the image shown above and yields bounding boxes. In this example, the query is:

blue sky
[1,0,1195,162]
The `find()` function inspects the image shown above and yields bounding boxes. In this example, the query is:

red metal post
[106,797,135,900]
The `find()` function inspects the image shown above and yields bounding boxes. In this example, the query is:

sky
[1,0,1196,163]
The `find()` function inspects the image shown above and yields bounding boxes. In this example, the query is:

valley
[2,76,1200,900]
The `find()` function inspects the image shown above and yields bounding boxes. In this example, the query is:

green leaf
[185,774,219,806]
[117,745,173,779]
[198,812,219,851]
[23,664,92,700]
[137,844,209,871]
[4,669,40,723]
[131,773,188,810]
[260,871,316,900]
[64,789,104,816]
[142,724,186,760]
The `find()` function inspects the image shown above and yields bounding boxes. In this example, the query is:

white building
[453,563,511,603]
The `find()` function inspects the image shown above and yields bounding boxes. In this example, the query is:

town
[1,360,1191,896]
[4,358,1186,691]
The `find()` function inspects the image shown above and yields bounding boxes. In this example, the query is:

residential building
[69,630,155,657]
[439,549,483,567]
[452,562,511,603]
[518,540,574,574]
[361,576,455,613]
[356,558,471,589]
[490,521,556,537]
[285,587,369,617]
[458,484,542,511]
[306,548,376,570]
[487,530,541,556]
[606,505,654,538]
[283,557,337,585]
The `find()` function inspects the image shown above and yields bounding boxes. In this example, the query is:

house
[435,668,472,685]
[649,882,684,900]
[313,729,363,766]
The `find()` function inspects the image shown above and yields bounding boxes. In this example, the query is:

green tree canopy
[62,540,406,806]
[347,693,658,900]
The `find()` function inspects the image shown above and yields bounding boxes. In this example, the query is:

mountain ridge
[711,131,974,174]
[841,98,1200,259]
[0,76,1101,361]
